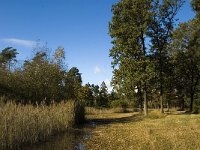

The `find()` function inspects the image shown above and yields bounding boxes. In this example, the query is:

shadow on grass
[164,110,193,116]
[87,113,144,126]
[150,108,194,116]
[86,109,199,127]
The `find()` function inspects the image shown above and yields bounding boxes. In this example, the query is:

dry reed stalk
[0,100,75,149]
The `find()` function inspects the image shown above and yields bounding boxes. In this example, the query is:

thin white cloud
[1,38,37,47]
[94,66,102,74]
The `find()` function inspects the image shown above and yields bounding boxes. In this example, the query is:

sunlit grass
[0,101,76,149]
[85,110,200,150]
[85,107,133,115]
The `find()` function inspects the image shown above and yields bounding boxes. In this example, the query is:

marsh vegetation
[0,100,85,149]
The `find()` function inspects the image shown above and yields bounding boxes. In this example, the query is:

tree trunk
[167,92,171,112]
[160,94,164,113]
[167,99,170,112]
[138,85,143,112]
[140,96,143,112]
[160,83,164,113]
[144,84,148,116]
[190,92,194,112]
[159,47,164,114]
[167,82,172,112]
[180,94,185,111]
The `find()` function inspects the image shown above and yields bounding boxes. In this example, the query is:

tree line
[109,0,200,115]
[0,46,114,106]
[1,0,200,114]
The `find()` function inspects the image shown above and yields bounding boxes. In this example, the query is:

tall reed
[0,100,76,149]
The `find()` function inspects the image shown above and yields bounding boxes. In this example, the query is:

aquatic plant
[0,100,83,149]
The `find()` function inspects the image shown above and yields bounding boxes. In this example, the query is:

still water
[21,128,91,150]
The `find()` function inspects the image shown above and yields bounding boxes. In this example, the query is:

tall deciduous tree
[109,0,183,115]
[171,19,200,112]
[0,47,18,97]
[65,67,82,100]
[109,0,152,116]
[0,47,18,71]
[54,46,66,70]
[148,0,184,113]
[22,51,65,103]
[81,83,94,106]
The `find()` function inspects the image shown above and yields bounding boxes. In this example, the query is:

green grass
[85,110,200,150]
[0,101,76,149]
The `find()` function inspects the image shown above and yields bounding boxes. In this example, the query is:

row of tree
[0,46,113,106]
[109,0,200,115]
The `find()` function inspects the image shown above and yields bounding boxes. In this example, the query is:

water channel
[21,122,95,150]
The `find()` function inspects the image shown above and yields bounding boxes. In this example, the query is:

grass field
[85,110,200,150]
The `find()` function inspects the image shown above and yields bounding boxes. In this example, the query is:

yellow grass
[0,101,75,149]
[85,107,132,115]
[85,110,200,150]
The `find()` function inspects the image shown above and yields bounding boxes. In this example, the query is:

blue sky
[0,0,195,90]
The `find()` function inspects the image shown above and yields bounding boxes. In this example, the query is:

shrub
[74,101,85,125]
[110,100,128,113]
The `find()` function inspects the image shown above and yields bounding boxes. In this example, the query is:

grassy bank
[85,107,134,115]
[0,101,81,149]
[85,110,200,150]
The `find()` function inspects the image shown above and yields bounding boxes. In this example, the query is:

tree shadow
[164,110,193,116]
[87,113,144,126]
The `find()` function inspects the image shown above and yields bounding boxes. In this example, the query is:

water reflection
[21,129,86,150]
[20,121,96,150]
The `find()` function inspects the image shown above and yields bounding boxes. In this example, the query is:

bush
[74,101,85,125]
[110,100,128,113]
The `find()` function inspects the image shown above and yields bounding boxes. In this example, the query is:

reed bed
[0,101,76,149]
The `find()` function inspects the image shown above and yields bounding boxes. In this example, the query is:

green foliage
[0,47,83,104]
[80,83,94,106]
[98,81,109,107]
[21,52,66,103]
[170,19,200,111]
[109,0,154,116]
[0,47,18,70]
[109,0,184,115]
[192,0,200,13]
[193,99,200,113]
[91,84,100,106]
[65,67,82,100]
[110,100,128,108]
